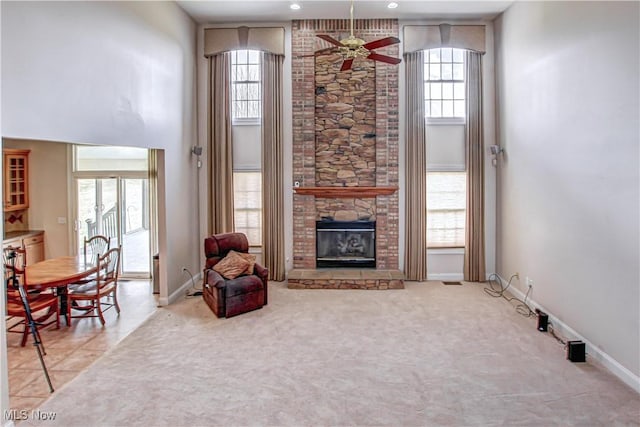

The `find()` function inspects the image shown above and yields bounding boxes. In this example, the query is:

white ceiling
[177,1,514,24]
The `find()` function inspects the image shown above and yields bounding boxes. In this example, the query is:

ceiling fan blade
[367,52,402,65]
[340,58,354,71]
[363,37,400,51]
[317,34,344,47]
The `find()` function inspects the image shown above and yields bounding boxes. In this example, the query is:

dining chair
[3,246,60,347]
[66,246,121,325]
[84,235,111,264]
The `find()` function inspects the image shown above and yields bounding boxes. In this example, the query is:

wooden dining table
[26,255,99,324]
[27,255,98,289]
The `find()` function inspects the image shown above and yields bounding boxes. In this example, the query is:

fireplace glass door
[316,220,375,268]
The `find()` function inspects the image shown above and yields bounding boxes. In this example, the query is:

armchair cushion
[213,250,251,279]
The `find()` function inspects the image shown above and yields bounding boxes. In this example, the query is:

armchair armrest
[204,269,226,290]
[253,263,269,281]
[252,263,269,305]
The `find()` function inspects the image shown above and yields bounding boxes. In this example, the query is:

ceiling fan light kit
[315,0,401,71]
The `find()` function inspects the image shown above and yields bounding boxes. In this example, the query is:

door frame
[71,171,151,279]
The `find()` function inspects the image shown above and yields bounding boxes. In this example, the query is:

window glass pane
[75,146,148,171]
[236,83,248,100]
[429,49,440,62]
[441,63,453,80]
[430,82,442,99]
[453,48,464,63]
[442,100,454,117]
[454,83,465,99]
[429,64,441,80]
[248,64,260,81]
[441,48,452,62]
[430,101,442,117]
[247,83,260,101]
[454,101,465,117]
[248,101,260,118]
[453,63,464,80]
[442,83,454,100]
[237,50,247,63]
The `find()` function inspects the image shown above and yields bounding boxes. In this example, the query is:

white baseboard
[427,273,464,281]
[496,275,640,394]
[158,271,202,306]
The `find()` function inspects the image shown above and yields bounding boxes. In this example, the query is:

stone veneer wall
[292,19,399,270]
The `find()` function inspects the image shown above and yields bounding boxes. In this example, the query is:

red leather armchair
[203,233,268,318]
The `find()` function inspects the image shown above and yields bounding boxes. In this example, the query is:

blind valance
[204,26,285,56]
[403,24,486,54]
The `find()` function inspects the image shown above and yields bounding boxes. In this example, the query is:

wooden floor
[6,280,158,411]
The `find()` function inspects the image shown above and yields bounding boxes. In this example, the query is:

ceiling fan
[315,0,401,71]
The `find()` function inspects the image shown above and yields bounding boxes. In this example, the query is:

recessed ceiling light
[387,2,399,9]
[290,3,301,10]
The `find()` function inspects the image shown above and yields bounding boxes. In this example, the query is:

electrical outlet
[515,272,519,279]
[526,276,533,287]
[181,267,187,274]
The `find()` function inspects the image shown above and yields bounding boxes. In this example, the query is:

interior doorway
[72,146,152,278]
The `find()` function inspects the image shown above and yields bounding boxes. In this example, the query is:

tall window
[425,48,466,248]
[425,48,465,119]
[231,50,261,122]
[233,171,262,246]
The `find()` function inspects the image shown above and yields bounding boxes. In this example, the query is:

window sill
[232,118,261,126]
[426,117,466,126]
[427,247,465,255]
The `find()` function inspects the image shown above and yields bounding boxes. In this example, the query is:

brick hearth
[290,19,403,289]
[288,269,404,290]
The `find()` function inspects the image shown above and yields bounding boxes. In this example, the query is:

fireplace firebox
[316,219,376,268]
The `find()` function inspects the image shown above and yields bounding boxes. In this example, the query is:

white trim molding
[497,275,640,394]
[159,271,203,306]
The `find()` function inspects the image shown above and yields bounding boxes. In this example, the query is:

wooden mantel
[293,186,398,198]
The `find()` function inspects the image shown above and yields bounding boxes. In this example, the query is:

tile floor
[6,280,158,411]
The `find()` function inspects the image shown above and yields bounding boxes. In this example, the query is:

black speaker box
[567,340,586,363]
[537,311,548,332]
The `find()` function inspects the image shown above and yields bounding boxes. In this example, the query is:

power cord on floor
[183,268,203,297]
[484,273,536,317]
[548,321,567,346]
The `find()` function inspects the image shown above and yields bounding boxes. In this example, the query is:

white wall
[1,0,199,297]
[494,1,639,384]
[3,139,70,258]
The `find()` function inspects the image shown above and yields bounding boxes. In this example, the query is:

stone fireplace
[289,19,403,289]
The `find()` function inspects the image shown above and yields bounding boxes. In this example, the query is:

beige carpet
[22,281,639,426]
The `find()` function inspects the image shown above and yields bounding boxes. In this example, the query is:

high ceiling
[177,1,513,24]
